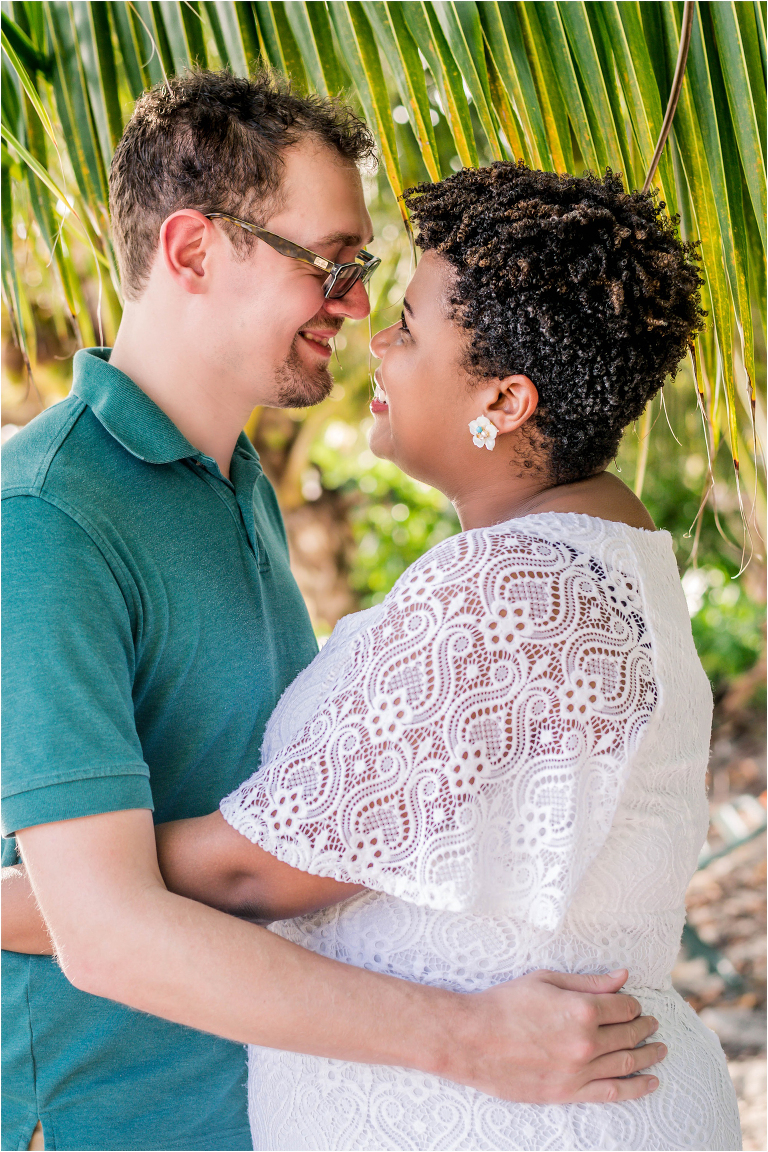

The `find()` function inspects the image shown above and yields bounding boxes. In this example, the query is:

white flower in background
[469,415,497,450]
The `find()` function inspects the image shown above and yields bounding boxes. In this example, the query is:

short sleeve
[2,496,152,836]
[221,528,658,930]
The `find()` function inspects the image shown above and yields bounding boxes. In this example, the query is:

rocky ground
[672,691,766,1152]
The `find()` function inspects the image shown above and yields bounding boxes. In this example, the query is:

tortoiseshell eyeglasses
[205,212,381,299]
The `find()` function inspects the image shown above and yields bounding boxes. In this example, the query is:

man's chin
[275,354,334,409]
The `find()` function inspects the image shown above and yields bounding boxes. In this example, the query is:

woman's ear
[487,375,539,436]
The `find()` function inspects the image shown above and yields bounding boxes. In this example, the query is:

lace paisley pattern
[221,514,741,1152]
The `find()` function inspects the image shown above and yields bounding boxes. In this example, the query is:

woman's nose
[369,322,397,359]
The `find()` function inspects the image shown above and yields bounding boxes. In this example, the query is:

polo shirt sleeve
[2,496,153,837]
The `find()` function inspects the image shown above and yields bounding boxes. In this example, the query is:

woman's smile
[370,374,389,413]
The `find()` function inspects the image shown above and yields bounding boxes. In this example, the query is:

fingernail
[657,1045,667,1060]
[608,968,625,977]
[646,1077,659,1093]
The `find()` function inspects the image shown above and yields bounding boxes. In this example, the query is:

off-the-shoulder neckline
[485,510,671,539]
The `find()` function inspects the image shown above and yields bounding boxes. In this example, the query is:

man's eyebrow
[312,230,373,250]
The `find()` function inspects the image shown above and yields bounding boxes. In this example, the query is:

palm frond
[0,0,763,512]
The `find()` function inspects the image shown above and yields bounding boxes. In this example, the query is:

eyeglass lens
[325,264,364,299]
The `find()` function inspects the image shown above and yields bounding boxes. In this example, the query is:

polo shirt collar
[72,347,200,465]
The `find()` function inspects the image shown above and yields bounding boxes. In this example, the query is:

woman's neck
[453,471,656,533]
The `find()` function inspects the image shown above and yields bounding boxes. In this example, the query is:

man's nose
[324,277,371,321]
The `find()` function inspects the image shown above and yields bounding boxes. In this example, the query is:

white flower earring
[469,415,498,451]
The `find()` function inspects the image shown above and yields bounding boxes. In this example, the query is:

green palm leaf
[179,1,208,69]
[710,0,766,252]
[299,2,348,97]
[516,3,573,173]
[378,2,441,181]
[0,0,763,515]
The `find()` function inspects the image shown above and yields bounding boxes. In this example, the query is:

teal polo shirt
[2,348,319,1151]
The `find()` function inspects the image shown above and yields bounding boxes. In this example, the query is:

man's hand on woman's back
[455,968,663,1103]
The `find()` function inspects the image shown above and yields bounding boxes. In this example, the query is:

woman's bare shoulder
[530,471,656,531]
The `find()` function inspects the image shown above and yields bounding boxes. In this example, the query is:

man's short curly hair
[110,69,375,299]
[403,162,705,484]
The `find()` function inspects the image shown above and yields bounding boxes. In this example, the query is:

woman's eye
[399,311,410,334]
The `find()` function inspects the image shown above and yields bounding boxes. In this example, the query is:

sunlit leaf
[484,3,548,166]
[515,3,573,173]
[148,2,175,77]
[0,0,762,512]
[380,1,440,180]
[234,0,262,72]
[710,0,766,252]
[202,1,232,69]
[660,1,739,476]
[432,2,504,160]
[179,1,208,69]
[331,2,404,209]
[88,4,124,150]
[0,11,51,76]
[300,2,348,96]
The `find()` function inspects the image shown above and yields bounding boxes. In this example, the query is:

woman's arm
[155,811,364,920]
[2,813,362,956]
[2,865,52,953]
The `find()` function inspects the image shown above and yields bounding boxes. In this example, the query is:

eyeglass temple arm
[205,213,335,272]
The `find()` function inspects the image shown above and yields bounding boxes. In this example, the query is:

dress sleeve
[220,527,658,929]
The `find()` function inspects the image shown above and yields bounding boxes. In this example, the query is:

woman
[14,163,743,1150]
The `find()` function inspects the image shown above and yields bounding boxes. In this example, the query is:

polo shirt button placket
[194,457,266,569]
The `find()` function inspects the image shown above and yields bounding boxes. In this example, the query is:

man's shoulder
[2,394,87,499]
[2,394,135,516]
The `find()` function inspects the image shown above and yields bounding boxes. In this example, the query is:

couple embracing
[2,71,740,1152]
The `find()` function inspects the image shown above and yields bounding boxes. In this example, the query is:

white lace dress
[221,513,741,1152]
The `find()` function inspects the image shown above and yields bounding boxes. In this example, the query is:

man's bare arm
[0,812,355,952]
[15,808,665,1105]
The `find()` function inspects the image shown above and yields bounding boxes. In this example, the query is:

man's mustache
[298,313,345,336]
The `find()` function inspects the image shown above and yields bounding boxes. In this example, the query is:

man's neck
[109,306,255,481]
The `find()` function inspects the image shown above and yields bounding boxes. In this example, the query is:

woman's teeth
[373,384,387,403]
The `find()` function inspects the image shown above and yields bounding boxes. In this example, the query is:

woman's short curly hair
[403,162,705,484]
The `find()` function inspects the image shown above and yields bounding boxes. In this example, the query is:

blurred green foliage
[687,570,765,693]
[311,422,459,603]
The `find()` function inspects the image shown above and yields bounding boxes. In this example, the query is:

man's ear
[487,375,539,436]
[159,210,218,295]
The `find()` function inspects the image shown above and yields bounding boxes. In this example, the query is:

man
[2,71,662,1152]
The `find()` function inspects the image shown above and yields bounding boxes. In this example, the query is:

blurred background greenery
[1,0,765,703]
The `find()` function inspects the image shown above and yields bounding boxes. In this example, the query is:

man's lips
[298,329,338,359]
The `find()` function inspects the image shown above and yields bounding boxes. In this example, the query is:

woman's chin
[367,429,440,492]
[367,422,394,462]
